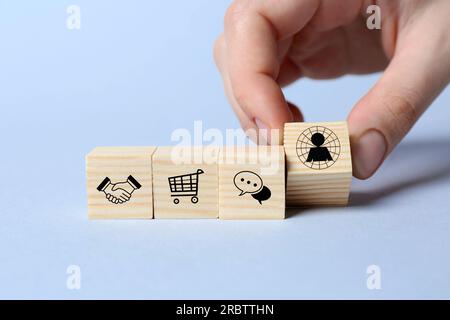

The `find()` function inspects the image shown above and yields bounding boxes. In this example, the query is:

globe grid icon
[296,126,341,170]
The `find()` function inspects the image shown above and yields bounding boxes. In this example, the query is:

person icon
[306,133,333,162]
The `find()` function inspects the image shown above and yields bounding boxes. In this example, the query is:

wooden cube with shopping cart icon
[168,169,204,204]
[152,146,219,219]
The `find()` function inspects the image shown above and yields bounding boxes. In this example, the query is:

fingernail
[254,118,271,145]
[352,129,387,179]
[254,118,268,130]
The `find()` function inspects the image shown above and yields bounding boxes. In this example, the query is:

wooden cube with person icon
[284,122,352,206]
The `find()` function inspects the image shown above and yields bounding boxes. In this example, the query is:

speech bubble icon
[233,171,263,196]
[251,186,271,204]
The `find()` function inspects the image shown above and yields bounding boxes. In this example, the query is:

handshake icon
[97,175,142,204]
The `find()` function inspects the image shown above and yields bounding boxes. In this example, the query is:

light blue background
[0,1,449,299]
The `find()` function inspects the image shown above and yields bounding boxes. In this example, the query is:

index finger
[224,0,320,140]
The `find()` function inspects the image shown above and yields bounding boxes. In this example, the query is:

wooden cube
[152,146,219,219]
[284,122,352,206]
[86,147,156,219]
[219,146,285,220]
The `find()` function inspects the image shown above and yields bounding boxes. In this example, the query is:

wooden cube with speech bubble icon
[218,146,285,220]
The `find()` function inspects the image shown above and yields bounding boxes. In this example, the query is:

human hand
[112,181,135,195]
[96,176,141,204]
[103,183,131,204]
[214,0,450,179]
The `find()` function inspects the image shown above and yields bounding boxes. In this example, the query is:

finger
[119,195,129,202]
[216,37,304,137]
[109,195,118,203]
[116,188,131,198]
[287,101,304,122]
[348,25,450,179]
[120,191,131,200]
[277,56,302,87]
[224,0,320,142]
[214,35,259,138]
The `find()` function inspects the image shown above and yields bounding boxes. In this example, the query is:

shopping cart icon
[168,169,204,204]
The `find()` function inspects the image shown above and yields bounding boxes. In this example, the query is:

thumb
[348,32,450,179]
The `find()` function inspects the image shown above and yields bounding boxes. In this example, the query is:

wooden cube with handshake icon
[86,147,156,219]
[96,175,142,204]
